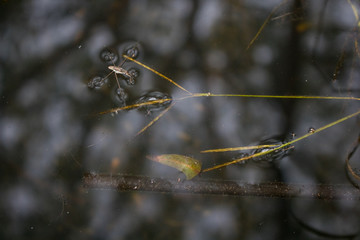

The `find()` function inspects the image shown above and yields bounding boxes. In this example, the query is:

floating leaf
[147,154,202,180]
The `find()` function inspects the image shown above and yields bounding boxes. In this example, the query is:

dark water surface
[1,0,360,239]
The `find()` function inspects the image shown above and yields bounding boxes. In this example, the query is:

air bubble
[308,127,316,133]
[116,87,127,98]
[251,135,294,166]
[135,91,172,114]
[88,76,107,89]
[117,42,143,61]
[100,48,118,64]
[289,132,296,139]
[126,68,139,85]
[124,45,140,58]
[112,87,128,106]
[233,153,249,165]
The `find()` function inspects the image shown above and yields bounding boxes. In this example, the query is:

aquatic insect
[108,65,135,84]
[147,154,202,180]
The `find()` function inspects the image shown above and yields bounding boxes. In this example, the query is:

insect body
[108,66,132,79]
[108,65,136,86]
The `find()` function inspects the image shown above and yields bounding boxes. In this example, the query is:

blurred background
[1,0,360,239]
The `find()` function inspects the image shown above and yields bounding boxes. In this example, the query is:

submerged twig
[345,133,360,185]
[82,173,360,200]
[136,103,175,136]
[347,0,360,28]
[246,0,289,50]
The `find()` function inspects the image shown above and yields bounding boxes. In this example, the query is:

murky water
[1,0,360,239]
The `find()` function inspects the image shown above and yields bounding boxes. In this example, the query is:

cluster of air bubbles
[135,91,172,115]
[126,68,139,85]
[100,48,118,64]
[88,76,107,89]
[116,87,127,98]
[251,134,294,166]
[233,153,250,165]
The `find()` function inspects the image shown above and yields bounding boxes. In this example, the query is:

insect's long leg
[113,69,121,90]
[102,71,113,83]
[118,58,127,67]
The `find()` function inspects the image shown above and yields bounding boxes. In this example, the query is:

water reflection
[135,91,172,115]
[1,0,360,239]
[88,76,108,89]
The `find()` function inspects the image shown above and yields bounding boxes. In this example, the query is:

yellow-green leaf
[147,154,202,180]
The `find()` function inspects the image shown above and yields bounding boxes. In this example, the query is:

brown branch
[82,173,360,200]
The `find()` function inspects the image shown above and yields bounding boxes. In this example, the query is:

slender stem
[136,103,175,136]
[123,55,193,95]
[201,144,280,153]
[191,93,360,101]
[98,98,173,115]
[246,0,289,50]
